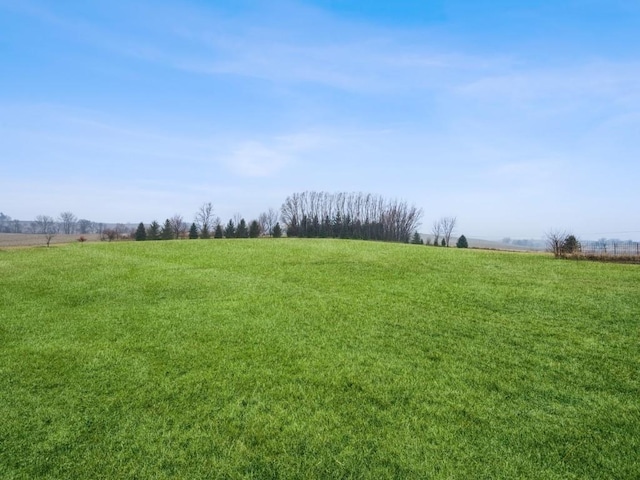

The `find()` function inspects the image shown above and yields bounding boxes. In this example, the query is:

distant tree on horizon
[170,214,186,239]
[78,219,95,234]
[135,222,147,241]
[33,214,58,247]
[431,220,442,246]
[440,217,457,247]
[59,211,77,234]
[214,224,224,239]
[249,220,261,238]
[147,221,160,240]
[411,232,424,245]
[562,235,580,254]
[224,219,236,238]
[272,222,283,238]
[456,235,468,248]
[258,208,278,236]
[189,223,199,239]
[0,212,11,233]
[195,202,216,239]
[161,219,173,240]
[236,219,249,238]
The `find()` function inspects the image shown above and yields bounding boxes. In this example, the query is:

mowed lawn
[1,239,638,479]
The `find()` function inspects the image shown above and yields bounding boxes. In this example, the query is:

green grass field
[1,239,638,479]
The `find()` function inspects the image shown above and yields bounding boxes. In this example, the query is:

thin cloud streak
[1,1,638,239]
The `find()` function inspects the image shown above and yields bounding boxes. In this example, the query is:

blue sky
[1,0,639,239]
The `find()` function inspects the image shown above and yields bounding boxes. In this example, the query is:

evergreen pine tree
[135,222,147,241]
[200,224,211,239]
[411,232,423,245]
[189,223,199,239]
[562,235,579,254]
[249,220,260,238]
[311,216,320,238]
[147,220,160,240]
[456,235,469,248]
[236,219,249,238]
[333,213,342,238]
[161,219,173,240]
[224,220,235,238]
[441,238,446,247]
[214,224,224,239]
[272,222,283,238]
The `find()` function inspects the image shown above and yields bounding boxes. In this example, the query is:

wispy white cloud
[3,1,502,93]
[457,61,640,107]
[2,1,639,239]
[224,131,329,177]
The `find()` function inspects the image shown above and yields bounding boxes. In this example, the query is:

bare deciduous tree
[545,230,579,258]
[431,216,456,247]
[431,220,442,246]
[33,215,58,246]
[258,208,279,236]
[58,211,77,234]
[169,214,187,239]
[545,230,567,258]
[440,216,457,247]
[102,229,118,242]
[78,219,95,234]
[115,224,129,240]
[195,202,217,238]
[232,213,243,229]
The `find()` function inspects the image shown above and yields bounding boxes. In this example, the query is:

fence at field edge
[578,240,640,256]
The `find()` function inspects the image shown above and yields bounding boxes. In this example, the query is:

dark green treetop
[135,222,147,241]
[188,223,199,239]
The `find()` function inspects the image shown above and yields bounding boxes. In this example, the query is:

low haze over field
[1,0,638,240]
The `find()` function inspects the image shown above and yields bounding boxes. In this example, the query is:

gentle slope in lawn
[1,239,638,478]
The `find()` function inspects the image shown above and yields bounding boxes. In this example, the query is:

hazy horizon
[1,1,639,241]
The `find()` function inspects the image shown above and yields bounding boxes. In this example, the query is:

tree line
[0,211,105,235]
[131,203,284,242]
[280,191,422,243]
[133,193,425,244]
[6,192,466,247]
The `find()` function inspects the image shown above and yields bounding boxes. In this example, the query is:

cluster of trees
[36,212,106,235]
[0,211,104,236]
[0,212,20,233]
[8,194,456,248]
[410,230,468,248]
[430,216,457,247]
[133,203,284,242]
[545,231,581,258]
[280,192,423,243]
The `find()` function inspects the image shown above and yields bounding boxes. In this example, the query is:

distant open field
[0,233,101,248]
[1,239,638,478]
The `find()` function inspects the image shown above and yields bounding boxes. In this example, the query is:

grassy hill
[1,239,638,478]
